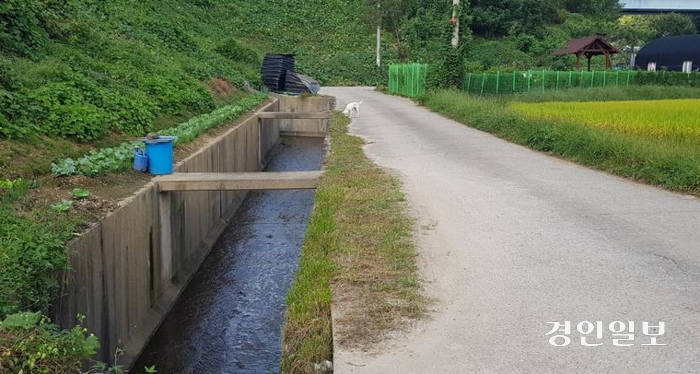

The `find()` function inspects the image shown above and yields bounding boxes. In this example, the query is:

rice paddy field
[511,99,700,140]
[419,88,700,195]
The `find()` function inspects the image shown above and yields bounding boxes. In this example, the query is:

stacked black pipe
[261,54,296,92]
[286,72,321,95]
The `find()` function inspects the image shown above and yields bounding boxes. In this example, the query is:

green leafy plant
[0,312,99,373]
[161,93,267,143]
[51,93,266,177]
[51,199,73,212]
[90,351,157,374]
[71,188,90,200]
[51,158,77,177]
[0,177,34,204]
[0,203,79,316]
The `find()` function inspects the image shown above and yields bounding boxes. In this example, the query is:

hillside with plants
[0,0,401,180]
[1,0,700,371]
[1,1,261,144]
[2,0,696,159]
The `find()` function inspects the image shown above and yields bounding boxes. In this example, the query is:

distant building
[635,35,700,72]
[620,0,700,14]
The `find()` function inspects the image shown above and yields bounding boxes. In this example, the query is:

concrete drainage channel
[52,95,335,371]
[133,137,326,373]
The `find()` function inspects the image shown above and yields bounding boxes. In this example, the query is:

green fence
[464,70,642,95]
[388,64,700,97]
[463,70,700,96]
[388,63,428,97]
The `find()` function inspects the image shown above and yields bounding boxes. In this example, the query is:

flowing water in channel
[133,137,325,374]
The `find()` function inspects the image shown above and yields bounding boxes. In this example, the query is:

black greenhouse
[635,35,700,73]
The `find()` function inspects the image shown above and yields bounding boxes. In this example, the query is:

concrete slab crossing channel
[52,94,335,371]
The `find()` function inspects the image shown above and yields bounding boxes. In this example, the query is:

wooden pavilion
[552,36,619,71]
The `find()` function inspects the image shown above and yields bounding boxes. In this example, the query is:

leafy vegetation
[282,114,424,373]
[0,178,88,318]
[0,0,263,143]
[51,199,74,213]
[0,312,99,374]
[234,0,389,86]
[0,136,90,179]
[51,93,267,177]
[357,0,698,73]
[0,177,33,204]
[0,199,82,317]
[419,89,700,195]
[463,8,696,71]
[159,93,267,143]
[71,188,90,200]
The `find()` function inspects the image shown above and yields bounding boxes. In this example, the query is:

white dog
[342,100,363,118]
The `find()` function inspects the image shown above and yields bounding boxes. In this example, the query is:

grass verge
[419,89,700,195]
[507,85,700,103]
[281,114,425,373]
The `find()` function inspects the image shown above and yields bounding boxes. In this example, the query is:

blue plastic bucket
[144,136,177,175]
[133,147,148,172]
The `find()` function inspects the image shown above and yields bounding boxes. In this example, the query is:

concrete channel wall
[52,95,332,367]
[276,94,336,137]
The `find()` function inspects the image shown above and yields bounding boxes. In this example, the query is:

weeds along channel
[281,114,426,374]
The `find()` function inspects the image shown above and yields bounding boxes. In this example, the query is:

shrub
[0,178,80,317]
[215,38,260,65]
[634,71,700,88]
[0,312,99,374]
[427,46,466,90]
[0,204,74,317]
[13,82,109,142]
[464,39,534,71]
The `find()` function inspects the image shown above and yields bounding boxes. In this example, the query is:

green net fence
[388,63,428,97]
[464,70,640,95]
[388,64,700,97]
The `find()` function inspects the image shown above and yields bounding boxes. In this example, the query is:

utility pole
[376,1,381,66]
[451,0,459,48]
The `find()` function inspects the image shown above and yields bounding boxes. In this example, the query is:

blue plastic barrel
[143,136,177,175]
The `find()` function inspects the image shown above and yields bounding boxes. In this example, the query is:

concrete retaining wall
[275,94,336,137]
[53,94,334,368]
[53,99,283,366]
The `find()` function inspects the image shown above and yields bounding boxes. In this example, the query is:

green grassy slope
[0,1,262,144]
[234,0,386,85]
[0,0,384,180]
